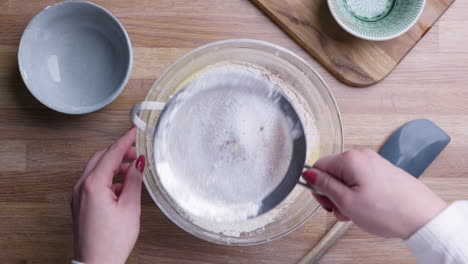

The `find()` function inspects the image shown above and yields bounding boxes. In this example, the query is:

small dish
[18,0,132,114]
[327,0,426,41]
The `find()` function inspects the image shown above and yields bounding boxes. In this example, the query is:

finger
[313,154,346,181]
[119,163,132,175]
[111,183,124,197]
[84,148,135,179]
[82,149,107,179]
[75,146,136,196]
[119,155,145,208]
[314,150,367,185]
[124,147,137,161]
[333,207,350,222]
[313,194,336,212]
[302,169,351,207]
[92,127,137,185]
[73,149,107,199]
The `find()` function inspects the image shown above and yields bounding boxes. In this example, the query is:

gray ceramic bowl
[18,0,132,114]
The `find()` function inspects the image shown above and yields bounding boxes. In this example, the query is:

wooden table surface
[1,0,467,263]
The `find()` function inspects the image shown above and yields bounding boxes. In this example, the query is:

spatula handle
[297,221,353,264]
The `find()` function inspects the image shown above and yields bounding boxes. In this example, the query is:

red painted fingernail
[136,155,145,173]
[302,170,317,185]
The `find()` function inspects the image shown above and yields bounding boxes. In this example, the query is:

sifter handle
[131,101,166,136]
[298,164,323,195]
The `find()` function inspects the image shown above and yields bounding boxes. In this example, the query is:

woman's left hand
[71,127,145,264]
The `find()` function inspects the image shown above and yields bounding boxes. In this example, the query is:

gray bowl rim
[17,0,133,115]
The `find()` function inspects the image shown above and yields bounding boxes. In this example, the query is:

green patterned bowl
[327,0,426,41]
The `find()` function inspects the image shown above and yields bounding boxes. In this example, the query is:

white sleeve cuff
[72,261,84,264]
[405,201,468,264]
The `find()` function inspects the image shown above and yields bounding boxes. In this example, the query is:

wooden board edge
[249,0,456,88]
[378,0,457,84]
[249,0,378,87]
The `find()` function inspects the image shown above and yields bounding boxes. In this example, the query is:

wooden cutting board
[251,0,455,87]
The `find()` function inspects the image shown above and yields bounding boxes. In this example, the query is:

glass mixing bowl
[133,39,343,245]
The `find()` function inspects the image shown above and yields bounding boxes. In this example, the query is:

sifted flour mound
[154,62,319,237]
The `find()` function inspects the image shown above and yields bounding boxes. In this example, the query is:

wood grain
[0,140,26,171]
[298,221,353,264]
[1,0,468,263]
[250,0,455,87]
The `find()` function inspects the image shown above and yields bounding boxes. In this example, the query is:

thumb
[119,155,145,208]
[302,169,351,206]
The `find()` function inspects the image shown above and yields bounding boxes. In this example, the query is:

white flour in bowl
[154,63,319,237]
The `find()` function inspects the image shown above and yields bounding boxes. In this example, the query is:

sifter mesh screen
[154,64,305,222]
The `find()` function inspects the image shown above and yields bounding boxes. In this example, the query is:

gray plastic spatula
[297,119,451,264]
[379,119,451,179]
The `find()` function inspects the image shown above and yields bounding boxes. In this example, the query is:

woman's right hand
[302,149,448,239]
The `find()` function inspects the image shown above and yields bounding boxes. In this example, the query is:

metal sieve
[131,39,342,245]
[132,64,310,221]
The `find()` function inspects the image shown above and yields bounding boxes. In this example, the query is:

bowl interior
[329,0,425,40]
[18,1,131,114]
[136,40,343,245]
